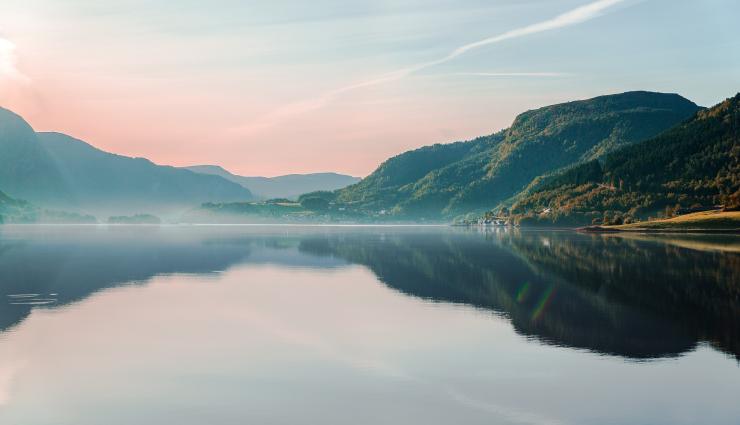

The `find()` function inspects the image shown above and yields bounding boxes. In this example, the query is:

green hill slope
[337,91,700,219]
[510,93,740,226]
[337,134,501,213]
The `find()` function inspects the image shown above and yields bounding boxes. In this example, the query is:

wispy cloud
[453,72,571,78]
[0,35,28,83]
[237,0,629,134]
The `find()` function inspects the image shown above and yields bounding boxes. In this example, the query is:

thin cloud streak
[454,72,571,78]
[236,0,628,134]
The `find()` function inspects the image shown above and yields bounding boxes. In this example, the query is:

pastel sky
[0,0,738,177]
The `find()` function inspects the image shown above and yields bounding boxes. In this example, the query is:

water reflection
[298,229,740,360]
[0,226,343,332]
[0,226,738,361]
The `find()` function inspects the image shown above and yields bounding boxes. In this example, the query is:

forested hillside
[336,91,700,219]
[509,94,740,225]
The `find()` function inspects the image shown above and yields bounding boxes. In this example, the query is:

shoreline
[573,210,740,234]
[577,225,740,234]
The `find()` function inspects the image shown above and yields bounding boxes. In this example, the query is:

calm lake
[0,225,738,425]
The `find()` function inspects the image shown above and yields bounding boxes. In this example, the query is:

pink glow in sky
[0,1,738,176]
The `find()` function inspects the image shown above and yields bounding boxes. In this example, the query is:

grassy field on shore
[607,210,740,232]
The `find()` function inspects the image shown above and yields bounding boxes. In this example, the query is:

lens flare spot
[531,285,556,322]
[516,282,531,303]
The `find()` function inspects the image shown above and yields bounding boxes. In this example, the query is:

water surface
[0,226,738,425]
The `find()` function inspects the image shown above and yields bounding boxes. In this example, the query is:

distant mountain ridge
[0,91,723,224]
[0,107,253,216]
[185,165,360,200]
[336,91,701,219]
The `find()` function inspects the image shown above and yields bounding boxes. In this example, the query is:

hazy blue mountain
[0,106,253,216]
[0,107,70,204]
[37,132,254,215]
[337,91,701,219]
[185,165,360,200]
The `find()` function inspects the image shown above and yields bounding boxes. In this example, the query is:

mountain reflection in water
[0,226,737,361]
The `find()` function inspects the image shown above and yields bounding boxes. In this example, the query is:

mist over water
[0,225,738,425]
